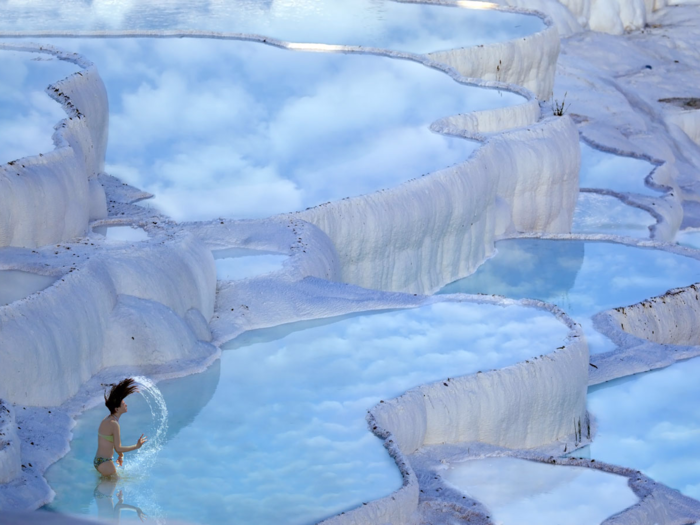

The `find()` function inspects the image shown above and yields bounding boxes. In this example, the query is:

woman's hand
[136,434,148,449]
[116,452,124,467]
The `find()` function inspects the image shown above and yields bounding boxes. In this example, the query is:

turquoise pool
[44,301,568,524]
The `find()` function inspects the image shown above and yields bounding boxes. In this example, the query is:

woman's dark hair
[105,378,139,414]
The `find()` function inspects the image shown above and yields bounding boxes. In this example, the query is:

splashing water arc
[122,376,169,476]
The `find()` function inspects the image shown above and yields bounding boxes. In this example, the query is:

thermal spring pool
[44,300,569,524]
[0,49,81,165]
[29,38,523,221]
[92,225,150,243]
[572,193,655,239]
[438,239,700,354]
[213,248,287,281]
[586,357,700,500]
[0,269,58,306]
[0,1,543,55]
[442,457,638,525]
[579,142,661,196]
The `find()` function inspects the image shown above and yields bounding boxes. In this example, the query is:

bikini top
[98,433,114,443]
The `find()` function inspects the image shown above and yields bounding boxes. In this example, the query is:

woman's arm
[112,422,147,453]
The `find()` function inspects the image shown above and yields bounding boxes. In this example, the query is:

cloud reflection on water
[27,38,522,221]
[0,1,543,55]
[0,50,80,165]
[438,239,700,354]
[45,302,567,524]
[588,357,700,501]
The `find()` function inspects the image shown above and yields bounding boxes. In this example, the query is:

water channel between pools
[437,239,700,354]
[43,301,568,524]
[0,50,81,166]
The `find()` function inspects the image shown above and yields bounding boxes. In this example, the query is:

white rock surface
[0,44,108,248]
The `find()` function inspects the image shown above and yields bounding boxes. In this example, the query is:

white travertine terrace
[598,283,700,347]
[0,0,699,522]
[0,44,107,248]
[0,402,20,485]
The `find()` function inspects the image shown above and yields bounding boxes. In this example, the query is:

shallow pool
[0,49,81,165]
[572,192,654,239]
[0,269,58,306]
[443,457,638,525]
[587,357,700,501]
[0,1,543,54]
[213,248,287,281]
[579,143,660,196]
[44,300,567,524]
[438,239,700,354]
[677,230,700,250]
[92,225,149,243]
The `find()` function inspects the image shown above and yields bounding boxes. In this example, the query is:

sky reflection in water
[579,142,660,196]
[443,457,638,525]
[213,248,287,280]
[0,269,58,306]
[572,193,654,239]
[22,38,522,222]
[0,50,80,165]
[438,239,700,354]
[44,301,567,524]
[0,0,543,54]
[587,357,700,500]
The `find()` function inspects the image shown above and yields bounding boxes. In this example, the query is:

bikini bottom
[93,456,113,471]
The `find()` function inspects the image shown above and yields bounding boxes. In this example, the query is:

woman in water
[95,378,147,476]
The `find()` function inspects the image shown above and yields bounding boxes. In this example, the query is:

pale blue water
[0,0,543,54]
[438,240,700,354]
[572,193,654,239]
[0,269,58,306]
[579,143,661,196]
[677,230,700,249]
[443,457,638,525]
[0,50,80,165]
[213,248,287,280]
[21,38,521,222]
[92,225,149,243]
[44,301,568,524]
[587,357,700,500]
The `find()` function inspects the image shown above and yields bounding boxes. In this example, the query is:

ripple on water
[44,301,568,524]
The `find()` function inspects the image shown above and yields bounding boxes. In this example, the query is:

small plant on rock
[552,92,571,116]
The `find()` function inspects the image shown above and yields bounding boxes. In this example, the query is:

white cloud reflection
[27,37,522,221]
[0,1,543,55]
[443,457,638,525]
[45,301,567,524]
[0,50,80,165]
[438,239,700,354]
[588,357,700,501]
